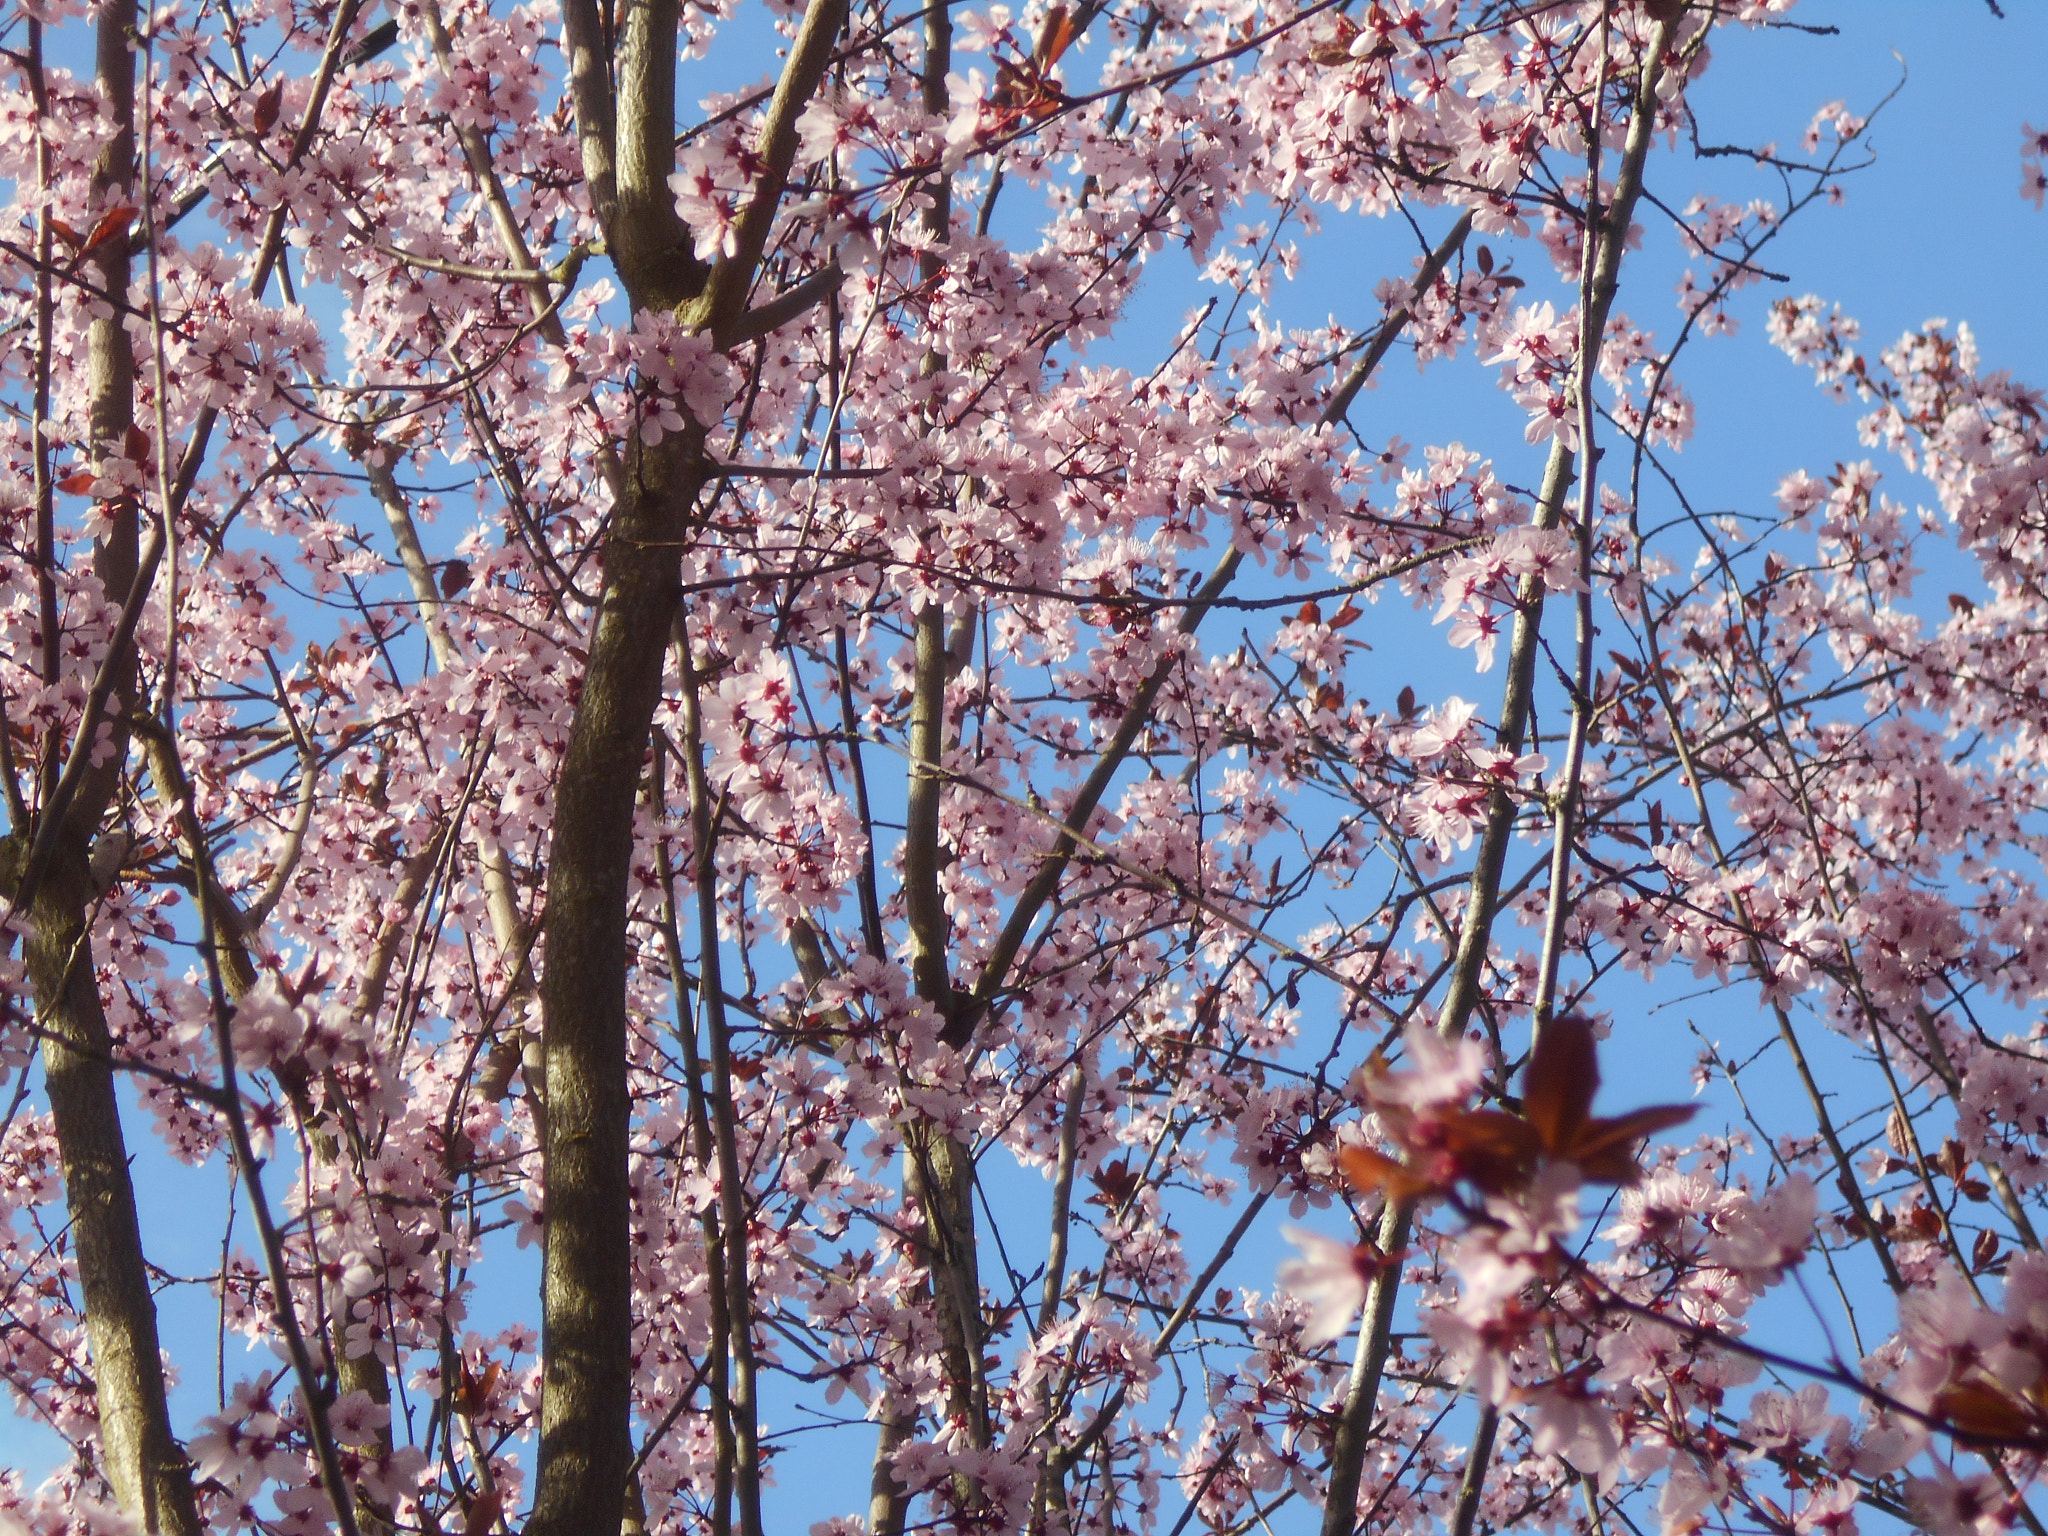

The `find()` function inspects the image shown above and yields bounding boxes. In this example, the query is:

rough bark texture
[527,3,704,1514]
[528,0,846,1526]
[5,841,201,1536]
[529,426,705,1534]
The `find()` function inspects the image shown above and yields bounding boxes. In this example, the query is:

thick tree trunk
[528,427,705,1536]
[528,0,844,1524]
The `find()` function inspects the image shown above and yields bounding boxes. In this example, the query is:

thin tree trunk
[678,635,766,1536]
[1316,22,1678,1536]
[138,724,400,1533]
[885,14,992,1509]
[0,4,203,1527]
[904,608,991,1455]
[656,827,737,1536]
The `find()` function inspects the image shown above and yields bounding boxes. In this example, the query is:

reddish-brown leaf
[992,56,1032,108]
[252,78,285,135]
[1089,1156,1142,1208]
[1933,1381,2042,1443]
[1432,1107,1541,1192]
[1523,1015,1599,1154]
[464,1487,504,1533]
[1338,1144,1436,1203]
[1886,1105,1912,1156]
[1034,4,1079,67]
[1974,1228,2003,1274]
[79,206,137,255]
[1569,1105,1697,1183]
[1938,1138,1969,1182]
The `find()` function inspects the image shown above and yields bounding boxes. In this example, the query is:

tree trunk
[5,841,201,1536]
[529,0,845,1525]
[528,426,704,1536]
[1,3,203,1528]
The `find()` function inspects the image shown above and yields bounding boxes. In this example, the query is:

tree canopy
[2,1,2047,1534]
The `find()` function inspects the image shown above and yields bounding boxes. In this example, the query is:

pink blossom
[1277,1226,1378,1344]
[1908,1467,2012,1536]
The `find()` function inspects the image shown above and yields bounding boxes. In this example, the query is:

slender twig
[1319,23,1677,1536]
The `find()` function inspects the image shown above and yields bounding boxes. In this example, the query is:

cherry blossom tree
[1,0,2045,1533]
